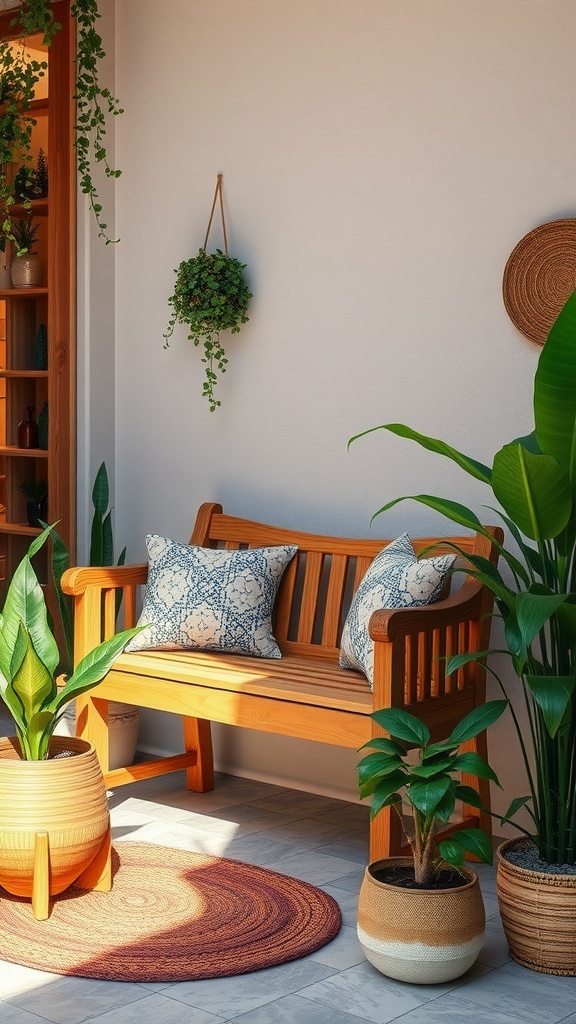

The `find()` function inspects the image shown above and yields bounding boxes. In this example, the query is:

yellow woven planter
[0,736,110,915]
[497,838,576,976]
[357,857,485,984]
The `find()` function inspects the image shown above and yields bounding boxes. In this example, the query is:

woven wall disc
[502,218,576,345]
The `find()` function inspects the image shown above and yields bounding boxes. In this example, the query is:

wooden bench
[62,501,502,863]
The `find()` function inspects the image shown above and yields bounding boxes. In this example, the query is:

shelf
[0,370,49,378]
[0,523,42,536]
[10,199,49,217]
[0,446,48,458]
[0,288,48,298]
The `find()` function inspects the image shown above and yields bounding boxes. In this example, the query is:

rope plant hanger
[163,175,252,411]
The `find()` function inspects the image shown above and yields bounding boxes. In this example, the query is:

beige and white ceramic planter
[357,857,485,984]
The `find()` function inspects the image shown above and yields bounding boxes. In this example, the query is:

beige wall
[79,0,576,816]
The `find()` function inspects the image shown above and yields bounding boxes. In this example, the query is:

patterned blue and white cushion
[126,534,297,658]
[339,534,455,687]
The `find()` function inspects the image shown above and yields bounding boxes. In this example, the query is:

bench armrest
[61,563,148,595]
[368,579,483,643]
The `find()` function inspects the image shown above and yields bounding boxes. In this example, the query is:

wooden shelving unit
[0,7,75,592]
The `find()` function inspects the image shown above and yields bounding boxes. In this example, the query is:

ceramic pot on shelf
[11,253,44,288]
[357,857,485,984]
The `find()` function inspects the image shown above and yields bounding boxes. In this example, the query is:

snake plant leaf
[534,290,576,480]
[47,625,143,714]
[409,776,451,816]
[525,675,576,738]
[492,443,572,542]
[371,707,430,746]
[349,423,493,484]
[91,460,109,518]
[448,700,507,744]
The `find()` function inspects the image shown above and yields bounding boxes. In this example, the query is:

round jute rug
[0,842,342,982]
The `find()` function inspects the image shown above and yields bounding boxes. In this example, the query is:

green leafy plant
[163,248,252,412]
[17,477,47,501]
[0,1,122,246]
[11,216,39,255]
[0,525,141,760]
[358,703,505,885]
[351,289,576,868]
[49,461,126,675]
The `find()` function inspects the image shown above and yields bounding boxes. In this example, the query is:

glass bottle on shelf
[17,407,38,449]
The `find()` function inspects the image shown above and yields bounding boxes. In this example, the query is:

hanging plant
[0,0,122,247]
[163,177,252,411]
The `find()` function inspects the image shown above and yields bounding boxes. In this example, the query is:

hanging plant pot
[497,838,576,976]
[163,176,252,411]
[357,858,485,984]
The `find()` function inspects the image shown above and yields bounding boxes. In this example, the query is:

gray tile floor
[2,757,576,1024]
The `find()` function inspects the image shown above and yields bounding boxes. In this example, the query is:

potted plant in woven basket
[350,289,576,976]
[163,176,252,411]
[357,701,505,984]
[0,526,140,920]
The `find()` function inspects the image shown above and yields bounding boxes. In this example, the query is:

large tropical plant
[0,0,122,247]
[350,289,576,867]
[0,526,140,760]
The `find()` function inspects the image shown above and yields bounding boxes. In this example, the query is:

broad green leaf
[372,495,483,534]
[411,758,456,779]
[534,290,576,481]
[371,707,430,746]
[11,625,55,723]
[0,531,59,677]
[515,592,568,654]
[358,736,407,756]
[463,568,516,610]
[409,776,451,815]
[453,751,500,785]
[0,678,26,733]
[454,784,483,808]
[448,700,507,744]
[525,674,576,738]
[47,626,143,713]
[357,752,404,788]
[511,431,542,454]
[369,786,402,821]
[26,710,56,760]
[433,783,456,823]
[492,443,571,542]
[438,837,465,868]
[455,827,493,864]
[349,423,493,484]
[423,740,460,757]
[446,650,507,676]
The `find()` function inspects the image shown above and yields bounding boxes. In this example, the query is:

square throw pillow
[126,535,297,658]
[339,533,455,687]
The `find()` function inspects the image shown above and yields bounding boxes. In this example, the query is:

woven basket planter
[0,736,109,911]
[357,857,485,984]
[497,838,576,976]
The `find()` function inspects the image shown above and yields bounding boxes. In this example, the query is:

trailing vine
[0,0,122,247]
[163,248,252,412]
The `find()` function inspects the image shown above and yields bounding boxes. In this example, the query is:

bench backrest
[190,502,499,661]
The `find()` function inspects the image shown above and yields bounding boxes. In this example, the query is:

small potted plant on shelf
[350,288,576,976]
[0,230,9,288]
[10,217,42,286]
[17,476,47,526]
[0,525,141,919]
[0,1,122,246]
[356,701,505,984]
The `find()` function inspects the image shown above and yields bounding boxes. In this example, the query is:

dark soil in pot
[371,864,467,889]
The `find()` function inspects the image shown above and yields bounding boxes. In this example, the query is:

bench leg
[183,717,214,792]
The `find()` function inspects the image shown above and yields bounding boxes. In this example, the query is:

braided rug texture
[0,842,342,981]
[502,218,576,345]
